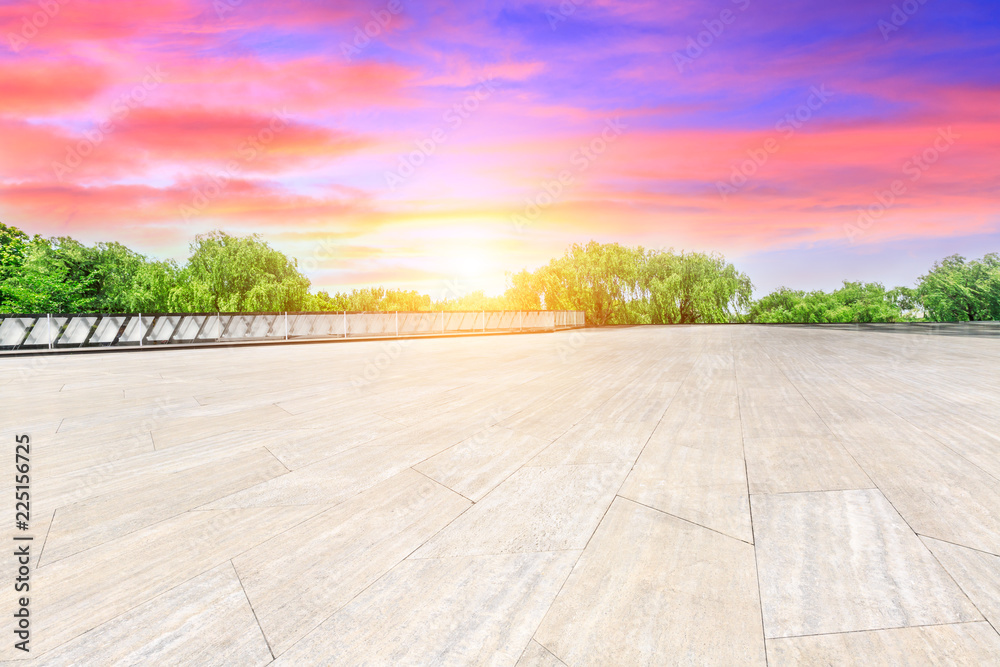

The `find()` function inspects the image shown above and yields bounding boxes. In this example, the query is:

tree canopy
[917,254,1000,321]
[169,232,311,312]
[748,281,907,323]
[0,221,997,323]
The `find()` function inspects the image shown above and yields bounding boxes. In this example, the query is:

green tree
[747,287,804,323]
[309,287,433,312]
[0,222,30,311]
[917,254,1000,321]
[0,222,28,279]
[83,242,178,312]
[0,237,93,313]
[534,242,644,325]
[750,282,904,323]
[887,286,921,320]
[642,250,752,324]
[170,232,312,312]
[502,270,543,310]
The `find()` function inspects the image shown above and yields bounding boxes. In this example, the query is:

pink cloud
[0,59,110,114]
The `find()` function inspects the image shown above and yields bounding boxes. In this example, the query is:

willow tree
[917,253,1000,321]
[170,231,311,312]
[533,241,645,326]
[641,250,752,324]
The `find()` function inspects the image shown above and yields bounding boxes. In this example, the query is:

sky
[1,0,998,298]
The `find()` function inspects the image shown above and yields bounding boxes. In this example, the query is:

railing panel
[0,317,32,347]
[168,315,199,342]
[91,315,127,345]
[146,315,180,343]
[57,316,92,347]
[0,310,585,351]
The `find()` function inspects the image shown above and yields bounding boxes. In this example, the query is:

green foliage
[170,232,311,312]
[0,231,180,314]
[887,286,921,319]
[749,281,906,323]
[1,236,94,313]
[437,290,511,312]
[531,242,645,325]
[515,242,751,326]
[309,286,432,312]
[0,222,30,312]
[0,222,29,280]
[642,250,753,324]
[2,220,997,327]
[746,287,803,323]
[502,270,543,310]
[85,242,179,312]
[917,254,1000,321]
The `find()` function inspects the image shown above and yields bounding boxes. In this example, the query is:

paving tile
[619,443,752,543]
[415,426,551,501]
[412,464,625,558]
[525,421,656,467]
[262,416,404,469]
[33,563,272,666]
[235,469,470,654]
[272,551,579,665]
[842,430,1000,556]
[753,489,981,638]
[648,413,745,459]
[766,622,1000,666]
[38,430,156,477]
[22,505,323,655]
[665,386,740,420]
[893,413,1000,482]
[200,442,449,509]
[515,640,566,666]
[149,405,291,448]
[4,326,1000,665]
[534,498,765,666]
[40,447,289,565]
[737,393,831,439]
[744,435,873,494]
[922,536,1000,631]
[34,429,302,513]
[581,381,679,423]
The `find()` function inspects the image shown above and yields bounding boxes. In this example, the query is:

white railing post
[47,314,52,349]
[395,311,398,337]
[483,310,486,332]
[441,310,444,333]
[519,311,522,331]
[138,313,143,347]
[343,310,347,338]
[284,312,288,340]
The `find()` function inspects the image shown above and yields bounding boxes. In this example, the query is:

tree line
[0,222,996,323]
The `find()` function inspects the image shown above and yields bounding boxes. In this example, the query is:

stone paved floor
[2,325,999,665]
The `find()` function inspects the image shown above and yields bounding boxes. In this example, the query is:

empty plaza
[2,325,999,664]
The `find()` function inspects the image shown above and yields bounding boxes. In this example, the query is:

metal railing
[798,322,1000,337]
[0,310,586,352]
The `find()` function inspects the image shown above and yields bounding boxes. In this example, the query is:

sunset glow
[1,0,998,295]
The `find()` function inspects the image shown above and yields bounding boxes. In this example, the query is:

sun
[449,250,491,278]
